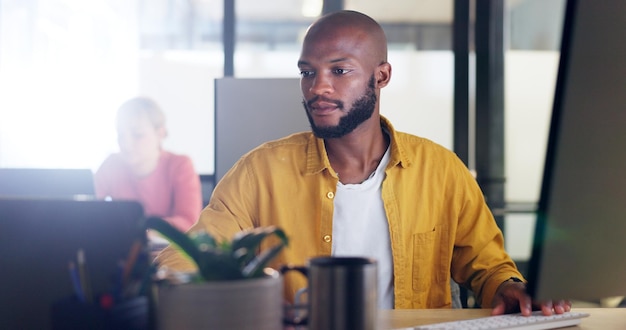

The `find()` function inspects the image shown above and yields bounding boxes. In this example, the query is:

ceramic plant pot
[156,270,283,330]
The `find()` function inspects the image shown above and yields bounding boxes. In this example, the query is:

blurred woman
[95,97,202,232]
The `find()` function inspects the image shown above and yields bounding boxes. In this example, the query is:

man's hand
[491,280,572,316]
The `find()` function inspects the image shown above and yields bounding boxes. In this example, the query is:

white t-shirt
[331,145,394,309]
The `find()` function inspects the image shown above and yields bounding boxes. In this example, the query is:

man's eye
[333,68,348,75]
[300,70,314,77]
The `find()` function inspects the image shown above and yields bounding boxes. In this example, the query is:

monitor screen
[0,199,145,329]
[527,0,626,301]
[0,168,95,199]
[214,78,310,184]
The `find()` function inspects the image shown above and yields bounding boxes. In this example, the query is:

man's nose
[309,73,334,96]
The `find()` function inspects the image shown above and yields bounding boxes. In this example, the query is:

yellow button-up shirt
[155,116,523,309]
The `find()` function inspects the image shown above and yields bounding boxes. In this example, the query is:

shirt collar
[382,116,411,169]
[304,115,411,176]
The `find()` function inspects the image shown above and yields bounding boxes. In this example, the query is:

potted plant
[145,217,289,330]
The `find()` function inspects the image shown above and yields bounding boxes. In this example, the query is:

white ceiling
[233,0,454,23]
[198,0,532,24]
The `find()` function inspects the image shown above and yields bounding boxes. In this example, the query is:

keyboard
[411,311,590,330]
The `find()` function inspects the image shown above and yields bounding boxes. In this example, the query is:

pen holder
[51,295,150,330]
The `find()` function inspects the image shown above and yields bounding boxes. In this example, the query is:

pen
[114,260,125,301]
[122,240,142,285]
[77,248,93,302]
[68,261,85,302]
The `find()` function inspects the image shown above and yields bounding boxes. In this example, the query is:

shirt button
[326,192,334,199]
[323,235,332,243]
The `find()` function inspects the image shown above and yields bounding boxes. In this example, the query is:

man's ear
[376,62,392,88]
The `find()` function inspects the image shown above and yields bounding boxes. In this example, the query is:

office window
[0,0,220,174]
[348,0,454,149]
[136,0,222,174]
[0,0,453,173]
[503,0,566,261]
[0,0,139,170]
[234,0,314,78]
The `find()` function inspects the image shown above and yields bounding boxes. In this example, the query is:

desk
[379,308,626,329]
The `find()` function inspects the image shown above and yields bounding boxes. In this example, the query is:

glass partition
[503,0,566,263]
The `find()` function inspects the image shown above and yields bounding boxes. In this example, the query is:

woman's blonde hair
[116,97,166,131]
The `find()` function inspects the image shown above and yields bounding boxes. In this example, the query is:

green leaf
[196,251,243,281]
[145,217,289,281]
[145,217,202,266]
[241,243,286,278]
[189,231,218,252]
[232,226,289,264]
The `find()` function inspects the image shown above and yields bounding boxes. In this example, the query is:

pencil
[122,240,142,284]
[68,261,85,302]
[77,248,93,302]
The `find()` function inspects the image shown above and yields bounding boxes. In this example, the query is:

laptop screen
[0,198,145,329]
[0,168,95,199]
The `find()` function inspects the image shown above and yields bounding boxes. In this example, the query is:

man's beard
[303,75,377,139]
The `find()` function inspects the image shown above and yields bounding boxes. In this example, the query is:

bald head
[298,10,392,139]
[303,10,388,66]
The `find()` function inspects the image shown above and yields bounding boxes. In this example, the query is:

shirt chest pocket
[411,225,450,291]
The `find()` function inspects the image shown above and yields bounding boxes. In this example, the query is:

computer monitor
[0,198,145,329]
[527,0,626,301]
[214,78,310,184]
[0,168,95,199]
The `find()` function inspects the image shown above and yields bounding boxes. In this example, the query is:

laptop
[0,168,95,199]
[0,198,145,329]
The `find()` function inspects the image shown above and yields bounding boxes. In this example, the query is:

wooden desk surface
[379,308,626,329]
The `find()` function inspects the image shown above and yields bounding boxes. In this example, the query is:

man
[155,10,570,315]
